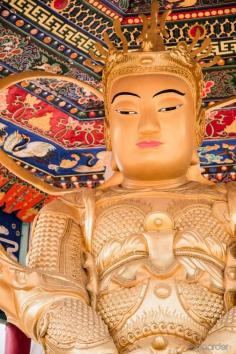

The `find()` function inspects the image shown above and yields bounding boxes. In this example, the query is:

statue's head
[0,1,230,193]
[92,1,217,183]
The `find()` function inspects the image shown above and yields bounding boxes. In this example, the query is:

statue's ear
[0,71,104,195]
[104,120,112,151]
[195,107,206,148]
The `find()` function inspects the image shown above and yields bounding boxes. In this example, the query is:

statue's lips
[136,141,163,148]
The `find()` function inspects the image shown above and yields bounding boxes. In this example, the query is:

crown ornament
[88,0,220,147]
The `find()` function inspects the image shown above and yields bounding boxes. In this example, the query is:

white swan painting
[1,131,55,158]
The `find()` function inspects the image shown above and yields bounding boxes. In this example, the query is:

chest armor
[85,183,232,354]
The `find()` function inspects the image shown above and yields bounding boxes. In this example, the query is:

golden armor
[0,1,235,353]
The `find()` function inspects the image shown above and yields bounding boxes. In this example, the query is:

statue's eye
[158,104,183,112]
[115,110,138,115]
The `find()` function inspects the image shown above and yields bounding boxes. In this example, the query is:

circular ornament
[188,25,206,40]
[154,283,172,299]
[152,336,168,350]
[51,0,69,11]
[16,20,24,27]
[144,212,174,231]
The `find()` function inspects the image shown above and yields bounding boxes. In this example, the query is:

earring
[104,122,112,151]
[195,108,206,147]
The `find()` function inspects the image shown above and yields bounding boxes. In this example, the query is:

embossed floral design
[0,35,23,60]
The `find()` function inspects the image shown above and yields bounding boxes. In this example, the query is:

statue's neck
[121,175,189,190]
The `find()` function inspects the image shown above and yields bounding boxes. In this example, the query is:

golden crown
[88,0,220,146]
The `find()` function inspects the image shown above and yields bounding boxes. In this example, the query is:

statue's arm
[0,197,118,353]
[186,243,236,354]
[197,307,236,354]
[186,184,236,354]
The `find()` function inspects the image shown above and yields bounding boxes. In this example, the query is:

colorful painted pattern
[0,209,22,260]
[0,166,54,221]
[0,86,104,149]
[205,108,236,138]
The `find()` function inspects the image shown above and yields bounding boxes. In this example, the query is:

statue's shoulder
[94,184,126,201]
[175,181,227,200]
[58,188,95,209]
[191,181,236,236]
[182,181,236,224]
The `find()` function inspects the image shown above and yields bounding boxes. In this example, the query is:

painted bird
[3,131,55,158]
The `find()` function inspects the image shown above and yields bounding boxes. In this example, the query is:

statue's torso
[83,182,233,354]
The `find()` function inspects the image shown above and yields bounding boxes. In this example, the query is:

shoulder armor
[59,190,85,208]
[60,189,95,251]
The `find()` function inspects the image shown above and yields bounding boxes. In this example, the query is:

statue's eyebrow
[111,92,140,103]
[153,89,185,98]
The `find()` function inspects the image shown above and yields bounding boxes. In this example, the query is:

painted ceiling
[0,0,235,222]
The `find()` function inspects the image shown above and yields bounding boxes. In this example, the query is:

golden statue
[0,1,235,353]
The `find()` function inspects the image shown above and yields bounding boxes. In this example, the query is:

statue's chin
[114,154,192,183]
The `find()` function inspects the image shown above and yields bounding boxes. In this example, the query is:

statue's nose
[137,106,161,135]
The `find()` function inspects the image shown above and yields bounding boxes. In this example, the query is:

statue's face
[108,74,195,181]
